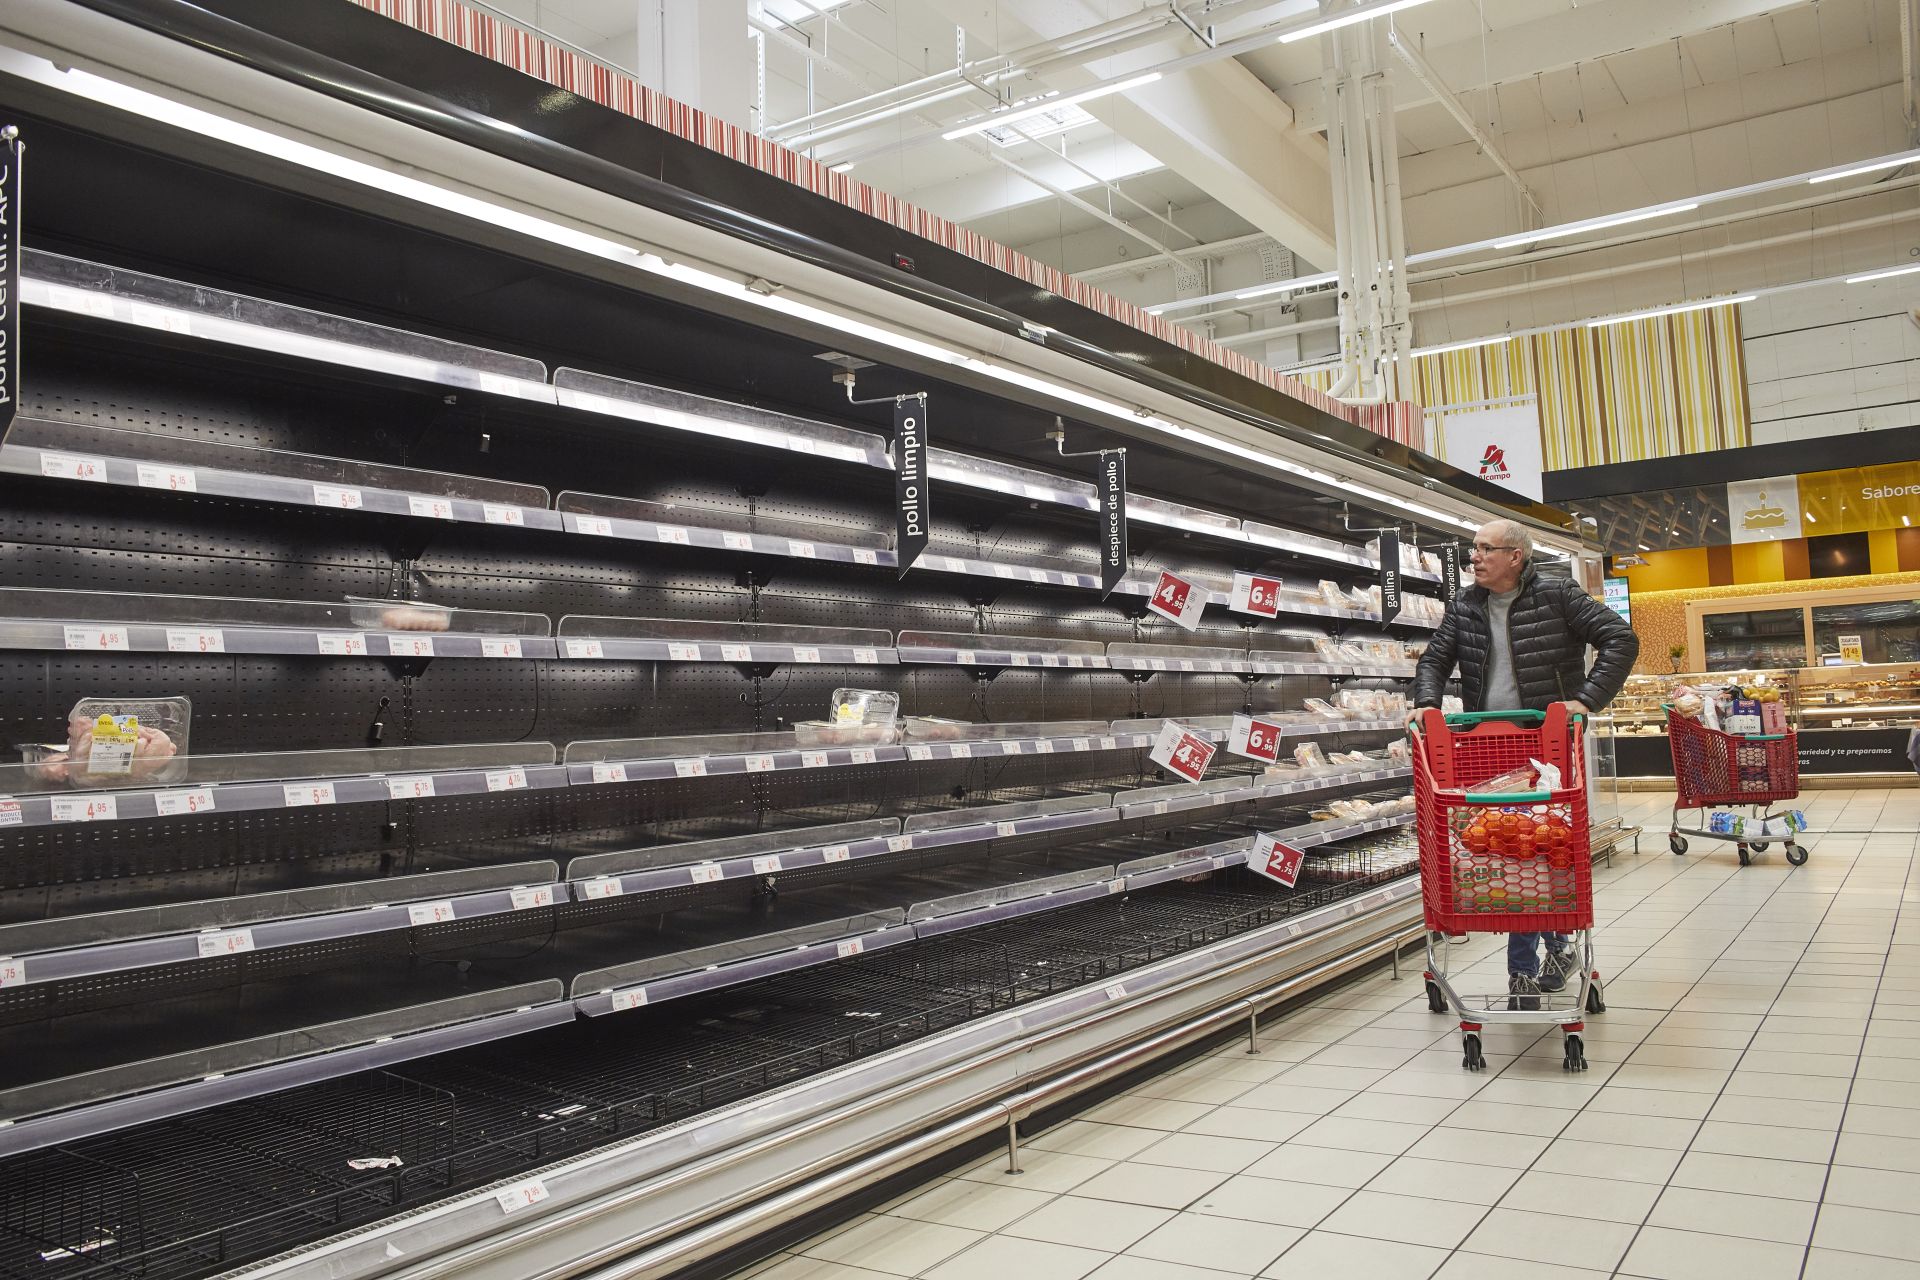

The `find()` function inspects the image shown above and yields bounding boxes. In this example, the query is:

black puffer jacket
[1412,563,1639,713]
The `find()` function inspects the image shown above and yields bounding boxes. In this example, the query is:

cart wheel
[1669,834,1688,855]
[1737,844,1751,867]
[1425,980,1448,1014]
[1586,979,1607,1015]
[1748,842,1771,854]
[1563,1033,1587,1073]
[1786,843,1809,866]
[1462,1032,1485,1071]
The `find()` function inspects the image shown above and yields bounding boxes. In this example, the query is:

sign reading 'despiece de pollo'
[1096,449,1127,598]
[0,126,21,446]
[1149,720,1216,782]
[893,396,928,574]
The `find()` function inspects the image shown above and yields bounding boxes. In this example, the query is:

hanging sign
[1378,529,1403,623]
[0,126,20,446]
[1150,721,1216,782]
[1440,542,1462,605]
[893,395,928,575]
[1096,450,1128,598]
[1148,569,1206,631]
[1227,713,1286,763]
[1230,572,1284,618]
[1250,832,1307,888]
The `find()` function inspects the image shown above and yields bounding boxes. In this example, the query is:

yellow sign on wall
[1797,460,1920,535]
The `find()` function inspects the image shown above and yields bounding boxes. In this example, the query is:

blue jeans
[1508,932,1569,977]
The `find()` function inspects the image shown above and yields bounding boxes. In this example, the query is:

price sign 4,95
[1147,569,1207,631]
[1149,721,1216,783]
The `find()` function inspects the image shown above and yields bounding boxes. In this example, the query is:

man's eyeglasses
[1470,543,1519,557]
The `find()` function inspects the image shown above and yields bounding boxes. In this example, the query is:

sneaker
[1538,943,1578,994]
[1508,972,1541,1012]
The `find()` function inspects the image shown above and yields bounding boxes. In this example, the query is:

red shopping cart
[1412,706,1602,1072]
[1666,709,1809,867]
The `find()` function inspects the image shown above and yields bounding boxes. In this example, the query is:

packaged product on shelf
[1313,637,1344,663]
[346,596,454,633]
[1388,739,1409,763]
[1420,551,1441,575]
[22,697,192,789]
[1336,641,1373,664]
[901,716,971,741]
[1294,741,1330,771]
[1317,580,1353,612]
[796,688,902,745]
[1302,697,1346,720]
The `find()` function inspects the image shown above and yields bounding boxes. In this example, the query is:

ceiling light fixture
[1410,333,1511,358]
[1586,295,1756,328]
[1235,271,1338,303]
[1810,155,1917,184]
[1277,0,1439,43]
[941,72,1162,141]
[1847,264,1920,284]
[1494,203,1699,250]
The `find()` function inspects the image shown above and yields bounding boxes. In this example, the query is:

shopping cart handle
[1746,733,1787,741]
[1444,709,1545,725]
[1466,790,1552,804]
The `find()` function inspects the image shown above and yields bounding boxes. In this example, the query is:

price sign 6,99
[1230,572,1285,619]
[1227,714,1286,763]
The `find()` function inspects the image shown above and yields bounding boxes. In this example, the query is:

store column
[636,0,753,130]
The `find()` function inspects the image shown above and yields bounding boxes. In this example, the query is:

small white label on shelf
[1038,655,1058,668]
[656,526,691,545]
[581,877,623,899]
[1099,736,1120,751]
[494,1179,549,1214]
[565,639,605,659]
[1003,741,1024,755]
[408,900,456,926]
[313,484,364,510]
[850,747,878,765]
[1108,879,1125,894]
[129,301,192,333]
[689,864,724,884]
[1035,740,1055,754]
[510,886,555,910]
[906,745,932,761]
[722,532,754,551]
[408,496,456,520]
[284,782,337,807]
[792,647,823,664]
[743,754,777,773]
[950,743,972,758]
[0,958,22,988]
[166,627,226,654]
[51,795,117,823]
[853,549,879,565]
[482,504,525,526]
[481,638,523,659]
[788,437,817,454]
[674,758,708,778]
[666,643,702,661]
[720,644,753,662]
[851,647,880,664]
[823,845,852,862]
[0,802,20,827]
[886,835,913,852]
[801,751,829,769]
[198,928,255,958]
[589,763,628,785]
[155,788,216,817]
[940,556,968,572]
[62,624,131,653]
[318,634,369,657]
[1072,738,1092,752]
[1105,983,1127,1001]
[1180,660,1196,672]
[386,776,436,801]
[995,822,1018,838]
[993,564,1015,579]
[41,452,108,482]
[751,855,783,875]
[1149,659,1168,671]
[1151,802,1170,816]
[788,540,817,558]
[136,463,197,493]
[387,635,436,658]
[1010,654,1030,666]
[576,516,614,536]
[836,938,864,958]
[954,650,976,665]
[610,989,648,1012]
[1028,569,1049,583]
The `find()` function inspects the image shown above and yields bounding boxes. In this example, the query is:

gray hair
[1486,518,1533,561]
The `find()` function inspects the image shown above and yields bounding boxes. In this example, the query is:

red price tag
[1147,570,1207,631]
[1228,714,1285,763]
[1150,721,1217,782]
[1251,833,1308,888]
[1231,572,1285,619]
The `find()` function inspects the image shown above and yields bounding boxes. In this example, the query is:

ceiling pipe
[1385,23,1542,224]
[984,149,1198,274]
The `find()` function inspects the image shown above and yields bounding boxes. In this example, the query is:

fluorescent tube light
[1846,264,1920,284]
[1278,0,1438,42]
[1494,203,1699,250]
[1810,156,1916,184]
[1236,272,1338,302]
[1586,295,1756,328]
[941,73,1162,141]
[1410,333,1511,358]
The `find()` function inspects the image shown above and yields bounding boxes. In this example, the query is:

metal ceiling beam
[1385,23,1541,224]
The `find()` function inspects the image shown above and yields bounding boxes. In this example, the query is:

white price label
[318,634,369,657]
[156,788,216,817]
[482,503,524,526]
[52,795,118,823]
[720,644,753,662]
[886,835,913,852]
[850,748,878,765]
[283,782,337,807]
[386,776,436,801]
[1149,659,1168,671]
[494,1179,549,1214]
[1034,740,1054,754]
[1152,802,1170,816]
[510,886,555,910]
[166,628,225,653]
[743,754,777,773]
[313,484,363,509]
[1038,655,1059,668]
[137,463,196,492]
[198,928,255,958]
[801,751,830,768]
[996,822,1018,838]
[611,989,648,1012]
[590,763,628,784]
[1011,654,1030,666]
[656,526,690,545]
[852,647,880,664]
[0,958,22,988]
[129,301,192,332]
[1003,741,1024,755]
[565,639,606,659]
[666,643,702,661]
[993,565,1015,580]
[822,845,852,862]
[1072,738,1092,752]
[581,877,624,899]
[788,540,817,558]
[791,647,822,663]
[673,758,708,778]
[689,864,724,884]
[751,855,784,875]
[853,549,879,565]
[950,743,973,758]
[575,516,614,536]
[941,556,968,572]
[387,635,436,658]
[63,626,129,652]
[907,745,933,761]
[481,638,523,659]
[408,901,456,926]
[722,532,754,551]
[1105,983,1128,1001]
[1028,568,1049,583]
[955,650,976,665]
[408,495,456,520]
[1180,660,1196,672]
[1099,737,1118,751]
[836,938,865,958]
[41,452,108,482]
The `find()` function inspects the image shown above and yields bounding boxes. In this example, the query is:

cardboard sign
[1250,832,1307,888]
[1227,714,1286,763]
[1230,572,1284,618]
[1148,570,1206,631]
[1150,721,1216,782]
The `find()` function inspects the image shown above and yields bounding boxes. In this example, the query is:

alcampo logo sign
[1478,444,1511,481]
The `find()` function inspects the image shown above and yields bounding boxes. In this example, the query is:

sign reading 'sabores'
[0,125,21,445]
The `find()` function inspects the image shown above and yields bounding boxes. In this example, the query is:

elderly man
[1412,518,1639,1009]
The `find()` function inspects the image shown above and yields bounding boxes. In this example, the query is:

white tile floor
[739,788,1920,1280]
